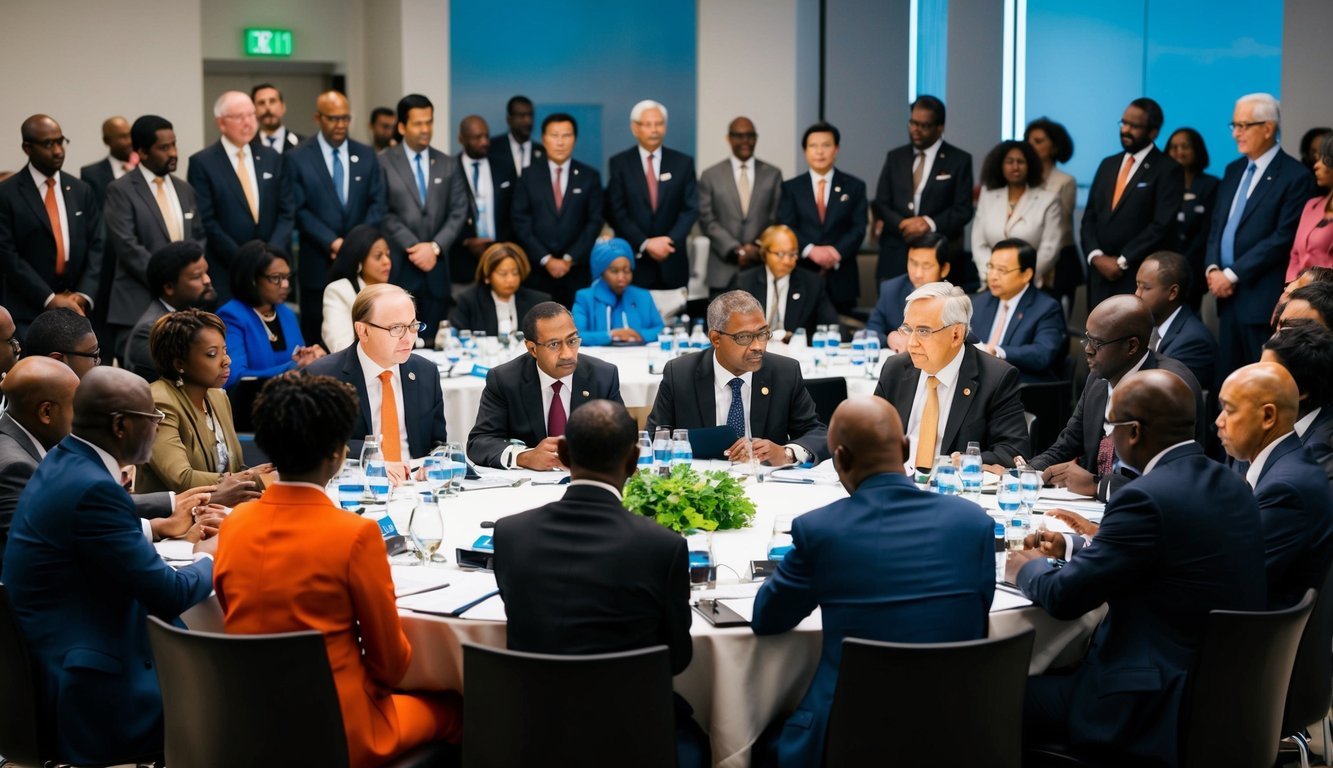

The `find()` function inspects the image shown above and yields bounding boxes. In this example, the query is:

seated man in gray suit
[123,241,217,381]
[698,116,782,296]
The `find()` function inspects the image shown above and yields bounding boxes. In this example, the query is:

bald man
[450,114,513,292]
[1218,363,1333,608]
[1010,369,1265,766]
[751,396,995,767]
[80,116,137,208]
[0,303,18,380]
[698,116,783,294]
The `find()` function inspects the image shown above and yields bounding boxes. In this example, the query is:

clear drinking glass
[685,530,715,589]
[928,456,962,496]
[1020,468,1042,513]
[332,461,364,510]
[408,497,446,566]
[671,428,692,467]
[423,448,449,500]
[768,514,797,560]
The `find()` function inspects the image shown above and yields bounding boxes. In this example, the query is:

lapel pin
[573,168,580,175]
[350,155,359,163]
[963,387,972,396]
[834,186,841,193]
[792,292,801,300]
[408,372,417,381]
[761,386,770,396]
[582,390,590,397]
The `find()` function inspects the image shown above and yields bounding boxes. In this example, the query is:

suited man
[872,95,975,287]
[1028,295,1204,501]
[187,91,293,303]
[450,115,513,294]
[251,83,302,154]
[1217,363,1333,608]
[0,115,103,333]
[753,397,994,768]
[698,116,783,294]
[488,95,543,185]
[970,238,1067,382]
[732,224,838,340]
[306,283,446,464]
[873,282,1030,469]
[368,106,397,152]
[778,122,868,313]
[1081,98,1184,308]
[606,100,698,292]
[1135,251,1218,390]
[494,400,708,767]
[0,304,18,381]
[123,241,217,381]
[1261,324,1333,487]
[865,232,951,349]
[285,90,387,346]
[1,367,217,766]
[648,290,828,464]
[1205,93,1317,383]
[510,113,604,307]
[79,116,137,208]
[104,115,204,360]
[1010,370,1266,766]
[381,93,469,332]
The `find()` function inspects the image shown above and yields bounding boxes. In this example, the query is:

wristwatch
[430,242,441,257]
[1115,255,1129,271]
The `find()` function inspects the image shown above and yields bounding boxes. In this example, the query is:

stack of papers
[390,566,454,597]
[397,570,501,617]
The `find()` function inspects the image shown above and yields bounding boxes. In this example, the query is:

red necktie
[44,178,66,276]
[553,166,563,213]
[1096,435,1115,477]
[645,152,659,212]
[816,178,827,224]
[547,381,567,437]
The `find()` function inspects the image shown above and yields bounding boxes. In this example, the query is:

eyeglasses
[766,249,799,260]
[1081,333,1134,353]
[716,328,773,346]
[261,273,293,285]
[530,336,583,352]
[362,320,426,338]
[1228,121,1267,133]
[985,262,1025,275]
[908,120,939,130]
[318,113,354,125]
[221,112,257,122]
[728,131,757,140]
[1117,119,1148,131]
[24,136,70,150]
[1104,417,1140,431]
[897,324,954,340]
[2,336,20,355]
[116,408,166,425]
[60,348,101,365]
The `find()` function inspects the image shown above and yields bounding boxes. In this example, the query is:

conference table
[171,463,1105,768]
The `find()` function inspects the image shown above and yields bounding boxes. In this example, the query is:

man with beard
[123,241,218,381]
[250,83,302,154]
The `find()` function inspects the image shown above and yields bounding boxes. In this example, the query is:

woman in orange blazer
[213,372,461,766]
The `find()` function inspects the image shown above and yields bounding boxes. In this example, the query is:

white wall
[1280,0,1330,157]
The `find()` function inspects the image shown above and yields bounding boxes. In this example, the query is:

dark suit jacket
[381,145,470,313]
[1080,147,1184,303]
[283,137,386,291]
[448,153,513,286]
[494,483,693,674]
[250,128,302,155]
[1301,407,1333,489]
[78,159,116,208]
[448,284,549,337]
[1155,306,1218,396]
[753,472,995,767]
[871,141,975,283]
[1252,434,1333,609]
[1205,150,1316,324]
[865,274,914,345]
[123,299,170,381]
[1172,172,1220,303]
[873,344,1030,466]
[486,133,544,189]
[467,354,623,468]
[732,265,838,338]
[1017,443,1266,766]
[605,145,698,290]
[0,437,212,765]
[305,342,447,459]
[969,287,1067,382]
[0,168,104,327]
[777,169,868,309]
[648,349,829,462]
[510,159,603,300]
[104,170,204,327]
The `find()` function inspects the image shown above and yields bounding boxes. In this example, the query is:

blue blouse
[216,298,306,388]
[572,282,664,346]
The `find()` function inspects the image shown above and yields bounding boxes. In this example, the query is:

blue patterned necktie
[1220,162,1257,269]
[472,160,490,239]
[727,378,746,438]
[331,145,346,207]
[414,152,428,206]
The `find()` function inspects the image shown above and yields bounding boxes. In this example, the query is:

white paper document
[396,569,500,616]
[390,566,454,598]
[991,587,1034,611]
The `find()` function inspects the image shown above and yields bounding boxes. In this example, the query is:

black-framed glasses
[897,324,953,340]
[261,273,293,285]
[766,249,799,261]
[908,119,939,130]
[716,328,772,346]
[318,113,354,125]
[24,137,70,150]
[985,262,1024,275]
[1228,120,1266,132]
[728,131,757,140]
[362,320,426,338]
[1081,333,1134,353]
[60,348,101,365]
[1117,119,1148,131]
[115,408,166,424]
[530,336,583,352]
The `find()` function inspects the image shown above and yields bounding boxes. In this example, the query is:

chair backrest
[824,628,1035,768]
[1182,589,1315,768]
[1024,410,1039,452]
[146,616,350,768]
[1282,565,1333,735]
[805,376,850,428]
[462,643,676,768]
[226,376,264,433]
[0,583,44,766]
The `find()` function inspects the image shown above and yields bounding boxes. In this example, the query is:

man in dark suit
[1217,363,1333,608]
[1,367,217,766]
[1011,369,1266,767]
[78,116,136,208]
[368,106,397,152]
[250,83,302,154]
[698,116,783,295]
[468,302,622,469]
[777,122,867,313]
[493,399,707,767]
[873,281,1030,469]
[450,115,513,294]
[103,115,204,361]
[305,283,445,467]
[284,90,387,346]
[1135,250,1218,392]
[123,241,217,381]
[1027,294,1204,501]
[753,397,994,768]
[381,93,469,332]
[969,238,1066,382]
[487,95,542,185]
[731,225,839,341]
[606,100,698,293]
[871,95,976,286]
[0,114,103,335]
[0,304,18,381]
[510,113,603,307]
[1206,93,1317,383]
[649,290,828,464]
[187,91,293,303]
[1261,323,1333,487]
[865,232,951,349]
[1080,98,1184,308]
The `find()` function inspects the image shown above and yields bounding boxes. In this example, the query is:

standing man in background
[451,115,512,296]
[698,116,782,296]
[369,107,397,152]
[251,83,302,154]
[489,95,542,185]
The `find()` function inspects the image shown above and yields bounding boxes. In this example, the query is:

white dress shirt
[1295,408,1323,438]
[317,132,351,203]
[259,126,292,154]
[1103,351,1151,432]
[107,154,133,179]
[765,268,790,328]
[713,357,753,431]
[1245,432,1295,488]
[1087,143,1155,262]
[912,137,943,231]
[139,165,184,240]
[492,291,518,336]
[356,345,412,460]
[509,134,532,176]
[541,159,572,265]
[10,415,46,459]
[730,156,754,201]
[1152,306,1183,351]
[503,366,574,468]
[906,344,967,463]
[568,478,623,500]
[27,165,72,307]
[464,155,495,239]
[219,136,259,208]
[981,283,1030,359]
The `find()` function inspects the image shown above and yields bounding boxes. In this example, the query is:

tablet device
[689,426,738,460]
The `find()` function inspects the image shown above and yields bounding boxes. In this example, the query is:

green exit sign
[244,28,293,57]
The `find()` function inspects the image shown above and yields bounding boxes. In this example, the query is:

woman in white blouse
[322,224,392,352]
[1025,117,1079,291]
[972,140,1062,286]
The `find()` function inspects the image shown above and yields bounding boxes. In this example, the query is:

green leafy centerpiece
[623,465,757,533]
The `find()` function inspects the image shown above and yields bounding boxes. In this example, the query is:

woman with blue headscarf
[572,238,665,345]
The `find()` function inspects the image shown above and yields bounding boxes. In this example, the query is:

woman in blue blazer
[572,237,664,345]
[216,241,325,388]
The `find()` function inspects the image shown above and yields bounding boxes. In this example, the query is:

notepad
[397,570,500,616]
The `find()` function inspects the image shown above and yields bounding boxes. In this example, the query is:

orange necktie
[1111,155,1135,210]
[816,178,827,223]
[44,178,66,276]
[378,370,403,463]
[915,375,940,470]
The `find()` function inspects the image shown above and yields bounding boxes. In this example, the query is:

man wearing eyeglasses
[969,238,1067,382]
[648,290,828,465]
[25,307,102,378]
[468,302,622,469]
[307,283,446,474]
[698,116,783,296]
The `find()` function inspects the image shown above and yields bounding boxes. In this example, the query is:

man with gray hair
[873,281,1029,470]
[1205,92,1316,384]
[648,289,827,464]
[606,100,699,293]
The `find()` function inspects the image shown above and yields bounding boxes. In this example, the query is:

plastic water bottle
[689,321,708,350]
[960,441,983,499]
[671,429,693,467]
[360,436,390,501]
[673,324,689,356]
[811,325,828,370]
[865,334,881,366]
[993,518,1007,581]
[653,428,672,475]
[827,324,842,360]
[850,330,867,368]
[459,329,476,356]
[789,327,808,351]
[638,430,654,470]
[929,458,962,496]
[434,320,451,351]
[443,331,462,367]
[999,473,1026,551]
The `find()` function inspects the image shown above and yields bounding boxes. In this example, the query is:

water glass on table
[768,513,797,560]
[332,461,364,510]
[928,456,962,495]
[408,496,446,566]
[685,530,715,589]
[671,429,693,467]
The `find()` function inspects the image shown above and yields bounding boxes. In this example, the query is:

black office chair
[461,642,676,768]
[1024,411,1039,454]
[805,376,850,428]
[823,628,1035,768]
[0,584,43,768]
[226,376,264,433]
[1018,372,1073,451]
[146,617,454,768]
[1280,565,1333,768]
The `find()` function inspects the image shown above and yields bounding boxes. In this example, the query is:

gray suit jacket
[698,157,782,290]
[380,145,470,290]
[104,170,204,327]
[123,299,171,381]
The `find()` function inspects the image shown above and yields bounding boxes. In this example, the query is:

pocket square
[572,187,584,195]
[184,212,194,220]
[74,211,83,217]
[935,173,952,180]
[434,178,442,184]
[1184,192,1197,201]
[839,194,849,202]
[500,180,511,189]
[1136,181,1148,188]
[350,155,359,163]
[262,171,273,180]
[354,176,362,182]
[660,172,672,182]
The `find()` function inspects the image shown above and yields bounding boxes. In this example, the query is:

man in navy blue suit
[777,122,867,313]
[2,367,216,766]
[970,238,1066,382]
[1261,323,1333,487]
[605,100,698,294]
[752,396,994,768]
[487,95,543,186]
[284,89,387,347]
[1205,93,1316,384]
[187,91,293,303]
[1135,250,1218,392]
[1010,368,1266,767]
[865,232,951,349]
[449,115,513,295]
